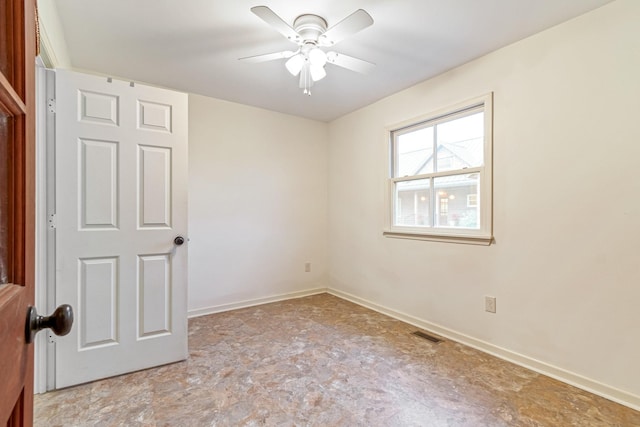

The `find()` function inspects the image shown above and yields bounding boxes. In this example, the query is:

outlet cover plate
[485,296,496,313]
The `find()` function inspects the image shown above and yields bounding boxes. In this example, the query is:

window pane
[0,114,11,283]
[394,179,431,227]
[436,112,484,172]
[434,174,479,229]
[394,126,433,177]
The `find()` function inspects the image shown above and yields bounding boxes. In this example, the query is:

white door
[54,69,188,388]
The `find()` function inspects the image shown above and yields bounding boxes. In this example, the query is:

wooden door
[54,70,189,387]
[0,0,36,425]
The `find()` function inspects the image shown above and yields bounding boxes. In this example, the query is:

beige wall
[328,0,640,406]
[37,0,72,67]
[188,95,329,314]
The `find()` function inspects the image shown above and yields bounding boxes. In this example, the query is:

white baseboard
[187,287,328,318]
[327,288,640,412]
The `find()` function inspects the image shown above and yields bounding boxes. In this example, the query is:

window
[384,94,493,244]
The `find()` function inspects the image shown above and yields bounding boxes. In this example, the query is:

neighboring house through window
[384,93,493,244]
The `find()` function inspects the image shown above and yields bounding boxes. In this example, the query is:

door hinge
[48,213,56,229]
[47,98,56,114]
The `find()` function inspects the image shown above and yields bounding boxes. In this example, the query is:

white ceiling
[54,0,614,122]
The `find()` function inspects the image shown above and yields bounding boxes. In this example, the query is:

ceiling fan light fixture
[310,64,326,81]
[244,7,375,95]
[285,54,305,76]
[308,47,327,67]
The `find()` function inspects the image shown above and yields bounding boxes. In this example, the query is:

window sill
[383,231,493,246]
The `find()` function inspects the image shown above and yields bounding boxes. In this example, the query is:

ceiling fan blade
[319,9,373,46]
[239,50,296,63]
[326,52,375,74]
[251,6,300,42]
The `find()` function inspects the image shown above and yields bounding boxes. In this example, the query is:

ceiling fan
[240,6,375,95]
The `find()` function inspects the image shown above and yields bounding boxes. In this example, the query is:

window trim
[383,93,493,245]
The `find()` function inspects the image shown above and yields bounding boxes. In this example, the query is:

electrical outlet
[485,296,496,313]
[305,262,311,273]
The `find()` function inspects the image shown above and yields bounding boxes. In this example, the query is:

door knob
[174,236,185,246]
[26,304,74,344]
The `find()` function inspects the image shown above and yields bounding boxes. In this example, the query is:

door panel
[138,253,171,337]
[79,90,119,126]
[79,256,118,348]
[138,144,171,228]
[0,287,30,422]
[137,100,171,132]
[79,138,119,229]
[54,69,188,388]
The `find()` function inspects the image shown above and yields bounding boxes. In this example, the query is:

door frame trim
[34,59,56,393]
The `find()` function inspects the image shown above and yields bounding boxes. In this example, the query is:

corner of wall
[37,0,72,68]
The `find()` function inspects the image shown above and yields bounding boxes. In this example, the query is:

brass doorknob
[25,304,74,344]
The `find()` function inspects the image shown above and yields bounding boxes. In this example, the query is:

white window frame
[383,93,493,245]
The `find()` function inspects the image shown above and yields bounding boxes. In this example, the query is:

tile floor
[34,293,640,426]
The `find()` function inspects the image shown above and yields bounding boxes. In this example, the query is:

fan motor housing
[293,14,327,42]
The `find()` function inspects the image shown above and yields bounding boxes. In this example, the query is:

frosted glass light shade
[285,54,305,76]
[308,48,327,67]
[310,65,326,81]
